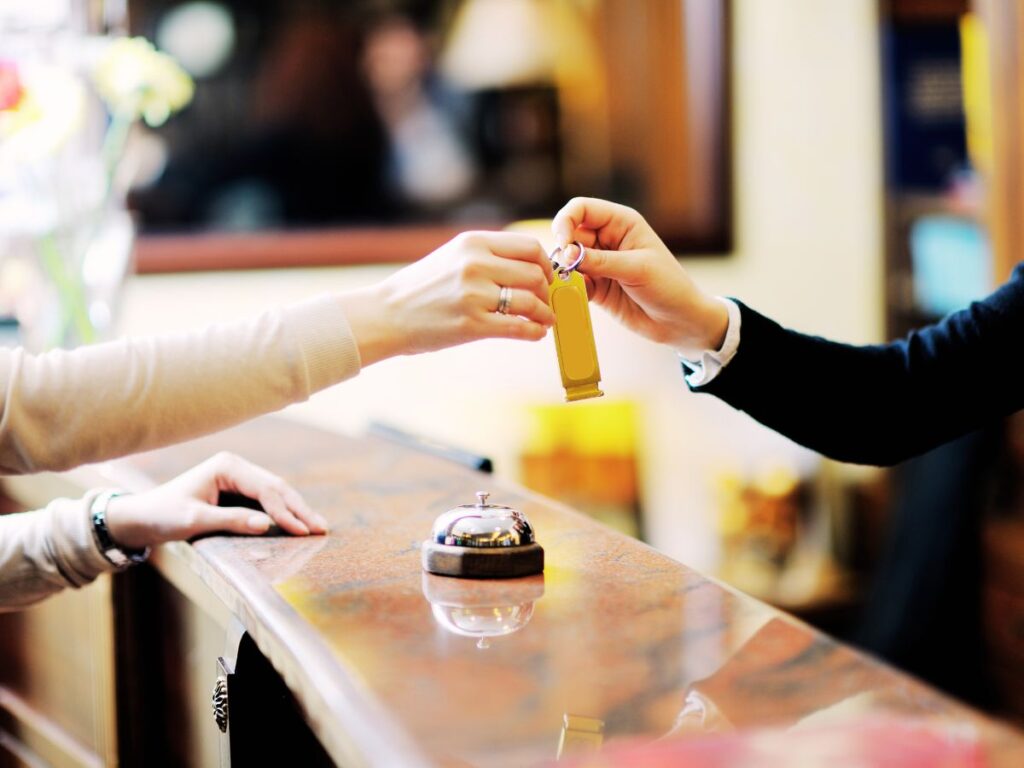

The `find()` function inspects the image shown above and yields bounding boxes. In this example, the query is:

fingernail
[247,514,270,532]
[314,514,329,530]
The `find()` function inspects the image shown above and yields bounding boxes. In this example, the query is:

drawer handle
[212,675,229,733]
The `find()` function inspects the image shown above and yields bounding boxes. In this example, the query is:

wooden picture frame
[132,0,731,274]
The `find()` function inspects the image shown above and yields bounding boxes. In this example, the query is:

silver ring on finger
[496,285,513,315]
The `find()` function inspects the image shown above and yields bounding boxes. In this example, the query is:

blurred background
[121,0,728,245]
[11,0,731,257]
[3,0,1024,731]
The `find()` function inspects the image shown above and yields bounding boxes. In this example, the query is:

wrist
[672,294,730,359]
[103,493,146,549]
[93,491,150,565]
[340,285,404,366]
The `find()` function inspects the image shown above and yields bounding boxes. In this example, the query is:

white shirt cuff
[678,298,741,387]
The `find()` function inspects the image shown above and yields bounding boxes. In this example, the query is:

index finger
[552,197,638,251]
[215,455,326,534]
[473,231,554,283]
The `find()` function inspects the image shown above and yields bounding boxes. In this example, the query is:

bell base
[421,541,545,579]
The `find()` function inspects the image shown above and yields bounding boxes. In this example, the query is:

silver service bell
[421,491,545,578]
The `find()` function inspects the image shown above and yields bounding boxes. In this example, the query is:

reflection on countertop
[422,572,544,649]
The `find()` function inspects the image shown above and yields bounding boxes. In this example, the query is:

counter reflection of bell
[422,572,544,649]
[422,491,544,578]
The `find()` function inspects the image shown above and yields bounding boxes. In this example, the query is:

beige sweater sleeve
[0,294,361,474]
[0,490,115,611]
[0,293,362,607]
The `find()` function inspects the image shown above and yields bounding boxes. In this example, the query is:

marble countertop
[44,418,1024,766]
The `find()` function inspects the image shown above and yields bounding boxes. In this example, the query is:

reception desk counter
[2,418,1023,767]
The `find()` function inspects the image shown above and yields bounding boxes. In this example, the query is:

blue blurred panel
[882,22,967,192]
[909,215,991,317]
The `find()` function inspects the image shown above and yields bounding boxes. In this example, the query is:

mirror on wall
[127,0,730,264]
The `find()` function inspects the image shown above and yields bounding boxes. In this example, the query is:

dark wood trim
[133,219,733,275]
[882,0,969,23]
[133,224,492,274]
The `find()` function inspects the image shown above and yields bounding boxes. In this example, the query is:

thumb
[552,214,577,247]
[577,246,646,284]
[189,503,272,538]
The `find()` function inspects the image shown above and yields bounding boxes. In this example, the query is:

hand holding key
[552,197,728,360]
[341,231,555,365]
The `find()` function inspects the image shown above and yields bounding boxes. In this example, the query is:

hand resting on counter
[105,451,327,549]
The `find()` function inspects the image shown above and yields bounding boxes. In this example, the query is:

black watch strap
[90,490,150,567]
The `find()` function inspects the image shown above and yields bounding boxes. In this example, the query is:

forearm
[0,491,114,611]
[0,294,360,474]
[696,290,1024,466]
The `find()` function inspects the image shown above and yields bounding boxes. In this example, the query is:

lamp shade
[440,0,559,89]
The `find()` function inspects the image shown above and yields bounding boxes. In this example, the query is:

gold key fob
[549,243,603,402]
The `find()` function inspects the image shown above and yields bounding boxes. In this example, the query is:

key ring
[550,242,586,279]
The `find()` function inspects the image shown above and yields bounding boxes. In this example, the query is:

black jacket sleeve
[692,263,1024,466]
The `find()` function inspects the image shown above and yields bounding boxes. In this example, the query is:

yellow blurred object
[752,465,800,498]
[520,400,642,537]
[557,713,604,758]
[713,463,808,599]
[960,13,993,174]
[504,218,556,250]
[523,400,637,457]
[712,468,747,538]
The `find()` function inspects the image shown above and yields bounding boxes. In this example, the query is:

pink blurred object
[0,61,24,111]
[552,719,985,768]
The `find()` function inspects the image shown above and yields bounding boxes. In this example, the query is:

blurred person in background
[132,3,392,229]
[360,9,478,216]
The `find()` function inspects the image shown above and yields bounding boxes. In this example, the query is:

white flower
[93,37,194,127]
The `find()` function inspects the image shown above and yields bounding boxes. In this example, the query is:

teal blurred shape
[909,215,992,317]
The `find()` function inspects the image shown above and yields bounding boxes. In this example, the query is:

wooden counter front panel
[0,572,115,767]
